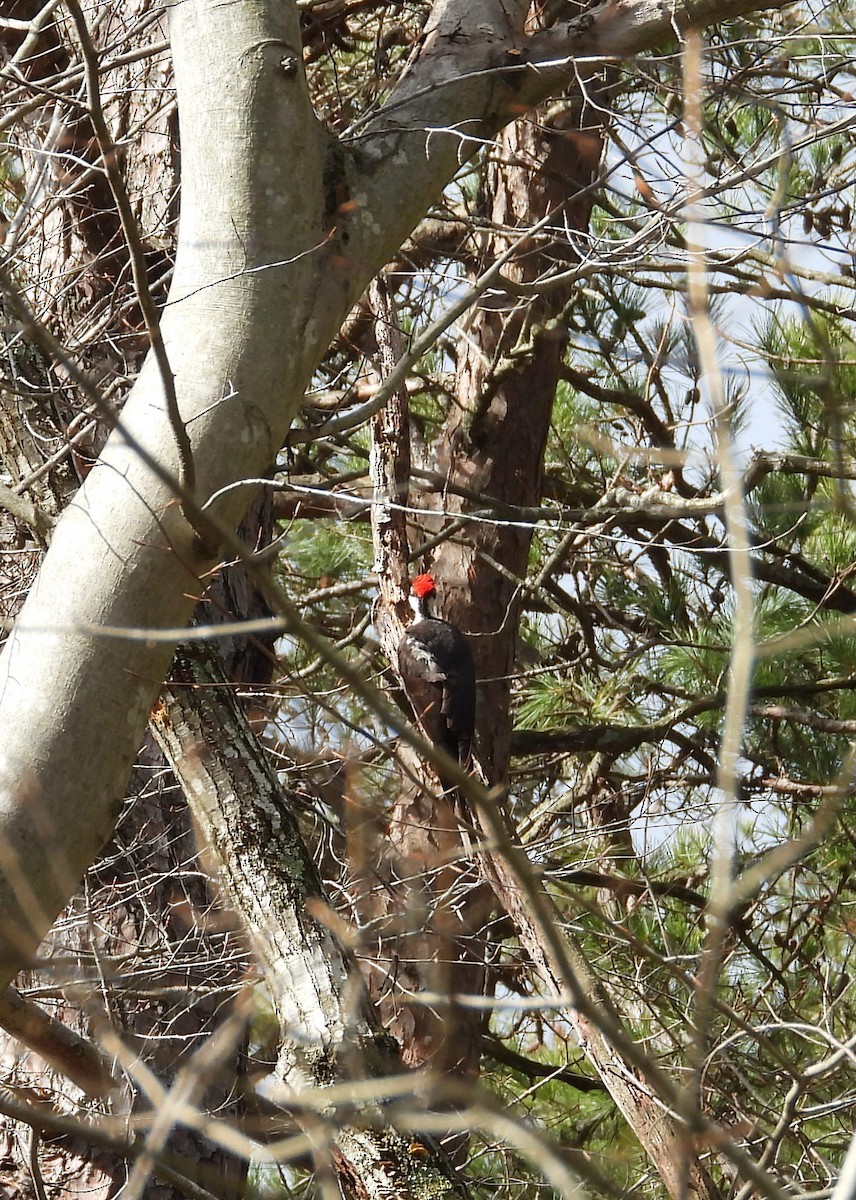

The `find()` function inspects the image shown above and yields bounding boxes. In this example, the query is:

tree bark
[0,15,249,1183]
[414,45,718,1200]
[436,98,602,779]
[150,644,469,1200]
[355,19,605,1158]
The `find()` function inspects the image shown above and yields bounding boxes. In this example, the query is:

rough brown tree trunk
[437,92,603,779]
[424,69,718,1200]
[360,39,607,1149]
[373,38,717,1198]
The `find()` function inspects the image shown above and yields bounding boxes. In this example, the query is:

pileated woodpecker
[397,573,476,768]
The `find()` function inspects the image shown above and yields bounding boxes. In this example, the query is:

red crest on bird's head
[411,573,436,599]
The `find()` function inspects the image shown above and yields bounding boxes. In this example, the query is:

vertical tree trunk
[361,38,608,1146]
[437,91,604,779]
[425,57,717,1200]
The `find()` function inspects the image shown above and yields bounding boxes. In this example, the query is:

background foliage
[1,0,856,1196]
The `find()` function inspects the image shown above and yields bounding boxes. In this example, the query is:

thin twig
[682,27,756,1182]
[0,482,52,542]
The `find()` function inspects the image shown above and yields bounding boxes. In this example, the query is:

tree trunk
[437,103,597,776]
[417,58,718,1200]
[0,11,247,1188]
[150,645,469,1200]
[357,38,607,1158]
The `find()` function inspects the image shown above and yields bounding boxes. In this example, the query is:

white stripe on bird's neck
[409,590,434,621]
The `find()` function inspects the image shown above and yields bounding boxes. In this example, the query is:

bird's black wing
[398,619,475,765]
